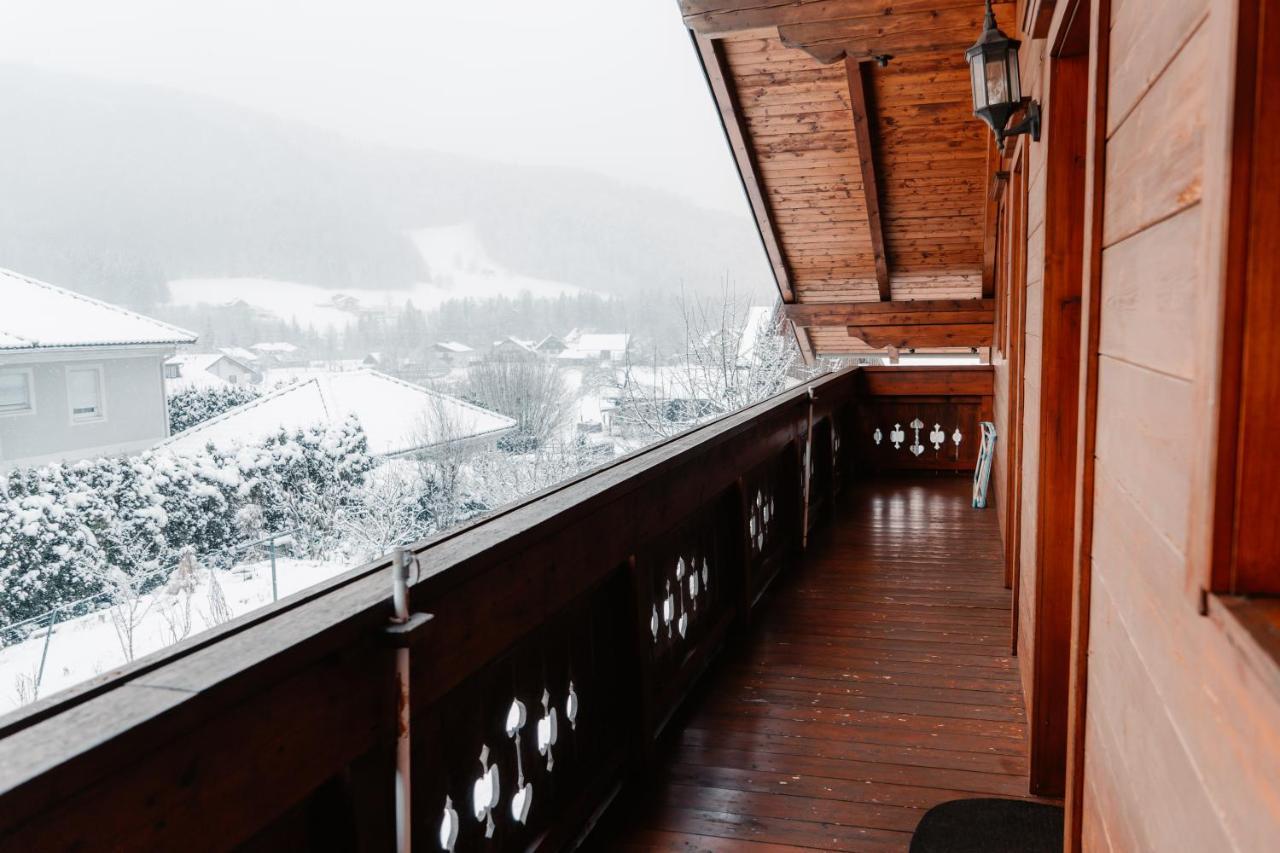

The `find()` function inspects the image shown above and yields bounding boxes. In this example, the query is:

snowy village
[0,258,830,715]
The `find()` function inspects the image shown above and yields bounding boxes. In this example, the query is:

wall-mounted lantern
[966,0,1040,150]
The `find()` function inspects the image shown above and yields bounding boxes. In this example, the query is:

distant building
[430,340,477,367]
[490,337,540,361]
[158,368,516,459]
[535,334,568,355]
[0,268,196,469]
[164,352,261,392]
[250,341,304,367]
[558,333,631,364]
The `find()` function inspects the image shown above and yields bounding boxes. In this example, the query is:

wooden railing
[0,365,991,851]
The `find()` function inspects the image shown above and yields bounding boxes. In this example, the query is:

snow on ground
[166,223,588,330]
[0,556,348,717]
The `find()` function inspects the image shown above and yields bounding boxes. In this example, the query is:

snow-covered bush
[167,385,261,433]
[0,417,374,635]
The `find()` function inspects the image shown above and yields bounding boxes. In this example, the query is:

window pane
[969,58,987,110]
[0,373,31,411]
[68,368,102,419]
[985,54,1009,105]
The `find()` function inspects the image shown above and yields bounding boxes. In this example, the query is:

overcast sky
[0,0,749,214]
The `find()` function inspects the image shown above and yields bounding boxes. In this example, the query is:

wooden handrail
[0,365,992,851]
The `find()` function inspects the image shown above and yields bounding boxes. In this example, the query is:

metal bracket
[384,612,434,647]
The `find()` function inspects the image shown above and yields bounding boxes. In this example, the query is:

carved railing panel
[740,448,800,605]
[416,571,630,851]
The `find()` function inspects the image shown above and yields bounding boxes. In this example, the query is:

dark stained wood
[1026,47,1090,798]
[981,135,1005,299]
[782,298,994,326]
[1212,0,1280,599]
[848,322,992,349]
[1064,0,1109,847]
[600,478,1041,850]
[845,57,891,299]
[1023,0,1056,39]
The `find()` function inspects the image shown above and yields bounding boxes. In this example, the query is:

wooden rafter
[782,298,994,326]
[681,0,990,37]
[847,322,993,349]
[845,58,891,301]
[693,32,795,304]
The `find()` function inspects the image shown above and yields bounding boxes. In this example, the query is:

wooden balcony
[0,365,1008,851]
[601,476,1033,851]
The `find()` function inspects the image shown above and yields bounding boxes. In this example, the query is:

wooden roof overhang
[683,0,1014,359]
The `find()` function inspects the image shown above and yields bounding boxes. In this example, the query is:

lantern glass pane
[1007,48,1022,102]
[969,56,987,110]
[984,52,1010,106]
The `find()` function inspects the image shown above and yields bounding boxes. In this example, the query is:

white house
[163,352,261,392]
[0,268,197,469]
[158,369,516,459]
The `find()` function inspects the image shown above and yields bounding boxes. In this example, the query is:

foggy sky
[0,1,749,215]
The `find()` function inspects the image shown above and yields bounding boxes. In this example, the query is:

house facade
[0,269,196,469]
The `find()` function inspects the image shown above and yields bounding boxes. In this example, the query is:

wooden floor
[602,477,1038,852]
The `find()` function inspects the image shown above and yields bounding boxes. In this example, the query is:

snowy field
[167,224,587,330]
[0,556,348,717]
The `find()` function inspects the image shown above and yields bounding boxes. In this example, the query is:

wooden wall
[1080,0,1280,848]
[992,0,1280,846]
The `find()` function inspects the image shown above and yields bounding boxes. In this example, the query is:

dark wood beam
[845,58,891,300]
[680,0,984,38]
[781,298,994,326]
[982,134,1009,299]
[777,4,1016,65]
[693,32,796,303]
[848,323,993,349]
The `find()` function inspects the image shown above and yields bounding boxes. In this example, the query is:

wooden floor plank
[600,478,1041,851]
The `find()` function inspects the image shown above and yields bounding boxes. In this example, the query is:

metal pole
[391,547,412,853]
[269,536,278,602]
[34,607,58,700]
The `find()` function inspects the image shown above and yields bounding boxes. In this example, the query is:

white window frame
[65,364,107,425]
[0,367,36,418]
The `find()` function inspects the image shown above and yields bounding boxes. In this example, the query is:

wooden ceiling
[682,1,1012,358]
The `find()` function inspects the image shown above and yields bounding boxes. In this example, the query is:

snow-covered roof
[158,369,516,457]
[738,306,777,362]
[435,340,473,353]
[0,267,196,351]
[575,333,630,354]
[251,341,299,353]
[220,346,260,363]
[164,354,228,392]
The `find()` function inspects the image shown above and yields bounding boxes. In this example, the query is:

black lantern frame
[966,0,1040,150]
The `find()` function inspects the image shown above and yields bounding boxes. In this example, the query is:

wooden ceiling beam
[847,322,993,348]
[782,298,993,326]
[845,58,891,300]
[680,0,986,37]
[693,32,796,304]
[774,3,1016,65]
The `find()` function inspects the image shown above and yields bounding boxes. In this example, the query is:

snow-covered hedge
[168,385,262,433]
[0,417,373,634]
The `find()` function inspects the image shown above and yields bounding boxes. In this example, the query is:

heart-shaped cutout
[511,782,533,824]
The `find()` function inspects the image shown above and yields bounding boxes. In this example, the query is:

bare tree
[614,290,830,440]
[104,565,153,663]
[157,547,199,645]
[465,356,573,448]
